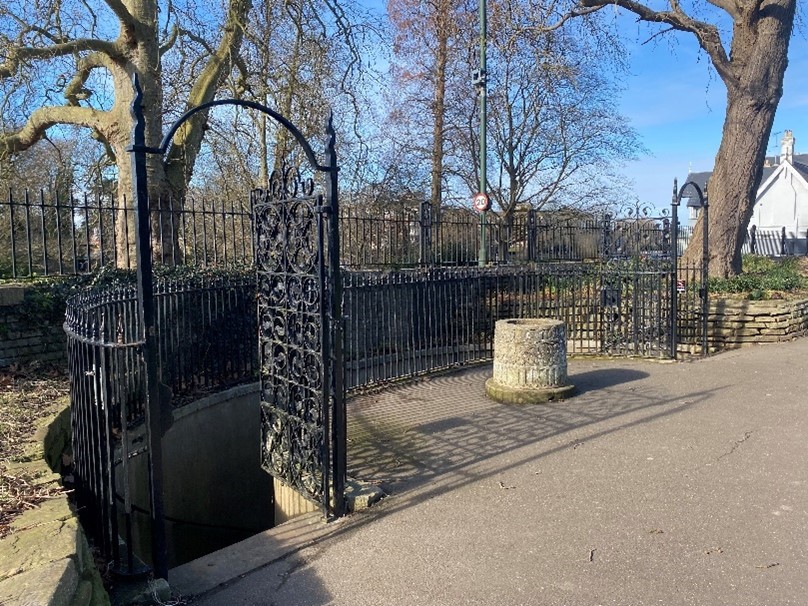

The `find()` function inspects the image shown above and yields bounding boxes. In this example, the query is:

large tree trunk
[685,92,776,277]
[681,0,795,277]
[111,0,250,267]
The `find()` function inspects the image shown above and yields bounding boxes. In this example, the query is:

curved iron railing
[64,274,257,574]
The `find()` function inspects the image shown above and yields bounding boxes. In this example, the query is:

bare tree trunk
[569,0,796,278]
[684,92,776,277]
[108,0,170,267]
[676,1,795,277]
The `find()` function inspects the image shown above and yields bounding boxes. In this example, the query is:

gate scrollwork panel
[253,168,333,508]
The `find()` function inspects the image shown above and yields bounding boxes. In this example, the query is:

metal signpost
[474,0,488,265]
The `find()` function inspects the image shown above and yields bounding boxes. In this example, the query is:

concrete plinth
[485,318,575,404]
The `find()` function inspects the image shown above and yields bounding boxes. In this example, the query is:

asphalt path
[192,340,808,606]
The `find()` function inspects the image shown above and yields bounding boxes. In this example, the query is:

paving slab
[186,340,808,605]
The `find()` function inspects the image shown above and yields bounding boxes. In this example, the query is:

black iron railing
[64,273,257,574]
[2,188,686,277]
[5,185,806,280]
[343,261,691,390]
[0,189,252,278]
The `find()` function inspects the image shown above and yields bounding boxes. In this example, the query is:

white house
[686,130,808,254]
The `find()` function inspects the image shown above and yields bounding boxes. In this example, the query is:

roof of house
[793,160,808,182]
[681,153,808,201]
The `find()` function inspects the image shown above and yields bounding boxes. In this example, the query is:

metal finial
[130,74,146,149]
[326,110,335,148]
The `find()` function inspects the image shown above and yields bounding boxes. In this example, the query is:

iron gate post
[526,208,536,262]
[701,197,709,355]
[326,115,346,518]
[670,179,679,360]
[127,75,168,580]
[602,213,612,260]
[420,200,432,267]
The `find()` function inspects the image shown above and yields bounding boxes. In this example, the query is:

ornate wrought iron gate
[599,204,676,357]
[124,76,345,578]
[253,166,345,516]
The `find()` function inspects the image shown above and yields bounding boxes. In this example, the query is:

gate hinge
[315,205,334,215]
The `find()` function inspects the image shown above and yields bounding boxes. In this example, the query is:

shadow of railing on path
[347,364,724,517]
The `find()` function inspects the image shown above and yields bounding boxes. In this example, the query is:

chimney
[781,130,795,164]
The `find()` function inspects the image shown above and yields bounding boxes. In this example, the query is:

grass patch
[0,362,69,538]
[709,255,808,300]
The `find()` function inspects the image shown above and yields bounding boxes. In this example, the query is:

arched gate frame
[127,76,345,579]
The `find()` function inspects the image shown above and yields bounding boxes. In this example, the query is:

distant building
[685,130,808,254]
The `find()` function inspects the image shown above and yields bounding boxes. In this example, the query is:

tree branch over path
[575,0,735,85]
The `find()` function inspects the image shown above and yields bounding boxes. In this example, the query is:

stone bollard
[485,318,575,404]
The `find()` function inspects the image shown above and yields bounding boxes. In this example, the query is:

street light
[475,0,488,266]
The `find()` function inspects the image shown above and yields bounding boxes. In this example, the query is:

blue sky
[616,16,808,208]
[362,1,806,209]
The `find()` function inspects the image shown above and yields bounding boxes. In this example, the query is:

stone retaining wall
[0,285,67,368]
[708,297,808,349]
[0,404,109,606]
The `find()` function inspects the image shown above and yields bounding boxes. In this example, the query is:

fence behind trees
[4,187,808,279]
[0,189,252,278]
[1,188,683,277]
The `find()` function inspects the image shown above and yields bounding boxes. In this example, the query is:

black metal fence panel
[5,185,806,280]
[0,189,254,278]
[63,273,257,572]
[674,262,708,355]
[344,261,685,391]
[0,187,713,278]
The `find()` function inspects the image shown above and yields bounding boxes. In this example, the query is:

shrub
[709,255,807,299]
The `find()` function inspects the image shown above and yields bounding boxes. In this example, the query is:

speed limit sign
[472,192,490,212]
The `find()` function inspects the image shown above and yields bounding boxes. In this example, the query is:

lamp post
[473,0,488,266]
[670,179,679,359]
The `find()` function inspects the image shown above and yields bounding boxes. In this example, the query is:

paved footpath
[188,340,808,606]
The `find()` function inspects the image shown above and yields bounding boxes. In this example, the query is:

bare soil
[0,362,69,538]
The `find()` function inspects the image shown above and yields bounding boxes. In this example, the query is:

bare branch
[176,27,217,56]
[2,9,69,45]
[539,6,601,32]
[1,106,110,155]
[159,25,180,59]
[101,0,136,28]
[577,0,736,85]
[164,0,252,190]
[642,27,675,45]
[0,38,121,79]
[64,52,119,104]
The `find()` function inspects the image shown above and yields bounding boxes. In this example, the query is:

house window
[689,206,700,221]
